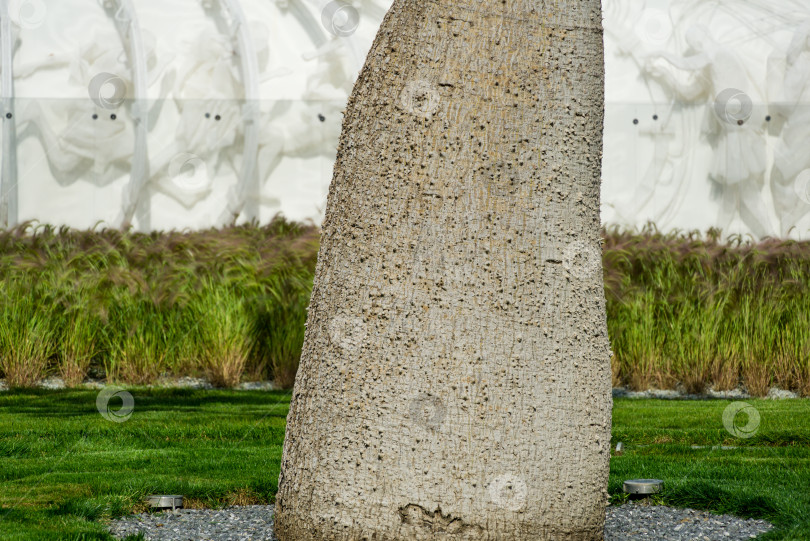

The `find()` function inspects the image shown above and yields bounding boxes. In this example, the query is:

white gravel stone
[0,379,800,398]
[613,386,804,400]
[237,381,279,391]
[156,376,215,390]
[36,376,66,390]
[0,378,279,392]
[766,388,799,400]
[706,387,751,400]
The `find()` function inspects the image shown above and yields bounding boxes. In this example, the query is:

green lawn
[0,391,807,540]
[610,399,810,540]
[0,389,290,540]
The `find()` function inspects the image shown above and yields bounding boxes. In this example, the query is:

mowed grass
[0,392,808,540]
[0,389,290,540]
[611,398,810,540]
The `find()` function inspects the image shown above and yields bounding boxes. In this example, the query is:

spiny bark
[276,0,611,539]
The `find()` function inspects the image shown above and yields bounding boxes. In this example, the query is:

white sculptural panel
[602,0,810,239]
[0,0,391,230]
[2,0,810,239]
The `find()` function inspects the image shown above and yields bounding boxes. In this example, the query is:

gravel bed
[0,377,279,392]
[0,377,801,398]
[0,378,800,398]
[109,506,278,541]
[612,386,800,400]
[109,503,772,540]
[605,502,773,540]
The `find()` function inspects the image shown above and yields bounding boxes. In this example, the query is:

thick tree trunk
[276,0,611,539]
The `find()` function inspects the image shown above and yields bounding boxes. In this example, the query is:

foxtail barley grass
[0,219,808,395]
[190,282,254,388]
[248,271,312,389]
[604,224,810,396]
[58,306,100,387]
[0,218,317,389]
[0,276,58,387]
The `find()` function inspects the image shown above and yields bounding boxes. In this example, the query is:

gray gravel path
[604,502,772,540]
[109,505,277,541]
[108,502,772,540]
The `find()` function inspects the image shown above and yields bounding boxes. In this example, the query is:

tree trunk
[276,0,611,539]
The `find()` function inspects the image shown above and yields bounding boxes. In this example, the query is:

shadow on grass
[0,389,292,418]
[665,481,781,520]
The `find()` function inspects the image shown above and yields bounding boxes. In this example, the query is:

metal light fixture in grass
[623,479,664,498]
[146,495,183,512]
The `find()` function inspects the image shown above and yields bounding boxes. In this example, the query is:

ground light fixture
[146,495,184,512]
[623,479,664,498]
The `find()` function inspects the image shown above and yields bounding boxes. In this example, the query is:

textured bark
[276,0,611,539]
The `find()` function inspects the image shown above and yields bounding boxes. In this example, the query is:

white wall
[2,0,810,239]
[2,0,387,230]
[603,0,810,239]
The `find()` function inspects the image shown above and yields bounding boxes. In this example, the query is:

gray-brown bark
[276,0,611,539]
